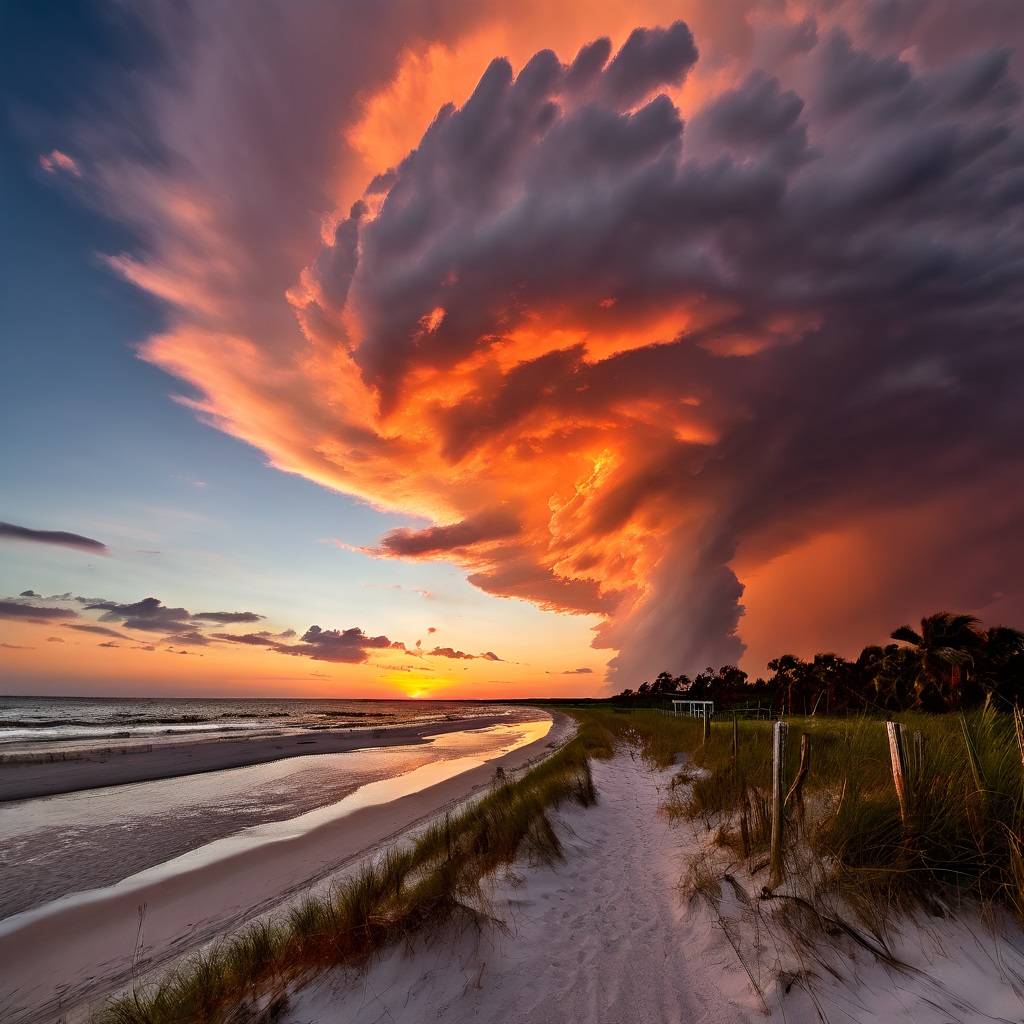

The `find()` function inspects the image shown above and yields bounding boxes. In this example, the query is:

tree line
[613,612,1024,714]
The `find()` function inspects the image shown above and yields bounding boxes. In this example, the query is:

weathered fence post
[732,713,739,769]
[911,730,925,785]
[703,705,711,744]
[886,721,910,823]
[784,733,811,814]
[769,720,789,888]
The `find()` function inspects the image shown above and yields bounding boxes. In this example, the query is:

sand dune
[284,755,760,1024]
[284,754,1024,1024]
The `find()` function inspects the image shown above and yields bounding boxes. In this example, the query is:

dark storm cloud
[310,18,1024,680]
[598,22,699,107]
[81,3,1024,686]
[0,522,107,553]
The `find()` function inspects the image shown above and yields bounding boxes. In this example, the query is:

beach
[283,753,1024,1024]
[0,708,570,1023]
[5,705,1024,1024]
[0,710,532,801]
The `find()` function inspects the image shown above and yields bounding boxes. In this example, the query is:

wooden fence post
[911,730,925,785]
[703,705,711,744]
[886,721,909,823]
[769,720,789,888]
[731,713,739,769]
[784,733,811,814]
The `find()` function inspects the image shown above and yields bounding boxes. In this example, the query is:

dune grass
[93,724,611,1024]
[91,705,1024,1021]
[592,703,1024,928]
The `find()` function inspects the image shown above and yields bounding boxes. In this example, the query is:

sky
[1,0,1023,699]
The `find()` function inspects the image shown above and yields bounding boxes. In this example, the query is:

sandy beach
[0,711,572,1024]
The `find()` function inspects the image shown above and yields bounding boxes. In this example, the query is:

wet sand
[0,712,524,801]
[0,713,572,1024]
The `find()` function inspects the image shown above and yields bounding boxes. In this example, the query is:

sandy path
[285,752,1024,1024]
[286,754,759,1024]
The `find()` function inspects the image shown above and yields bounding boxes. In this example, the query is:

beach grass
[93,724,609,1024]
[575,705,1024,930]
[93,705,1024,1021]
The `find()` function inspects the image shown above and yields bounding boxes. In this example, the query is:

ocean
[0,695,510,751]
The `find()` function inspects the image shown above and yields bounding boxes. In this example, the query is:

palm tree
[980,626,1024,707]
[890,612,986,710]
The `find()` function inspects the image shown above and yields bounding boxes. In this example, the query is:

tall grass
[94,726,608,1024]
[639,704,1024,929]
[93,706,1024,1021]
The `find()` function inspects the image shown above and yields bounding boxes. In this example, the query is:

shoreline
[0,711,573,1024]
[0,711,529,802]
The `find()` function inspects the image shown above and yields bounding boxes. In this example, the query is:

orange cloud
[82,3,1024,689]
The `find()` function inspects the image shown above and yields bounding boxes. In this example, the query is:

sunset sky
[2,0,1023,699]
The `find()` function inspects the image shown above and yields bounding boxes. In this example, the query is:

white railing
[671,700,714,719]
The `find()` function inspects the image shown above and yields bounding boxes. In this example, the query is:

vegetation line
[614,612,1024,715]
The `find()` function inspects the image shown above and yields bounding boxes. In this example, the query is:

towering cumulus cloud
[92,1,1024,683]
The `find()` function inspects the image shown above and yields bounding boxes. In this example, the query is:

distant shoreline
[0,711,532,802]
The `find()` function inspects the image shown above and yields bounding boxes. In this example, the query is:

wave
[319,710,395,718]
[0,711,294,730]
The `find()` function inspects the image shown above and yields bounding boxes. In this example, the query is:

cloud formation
[86,597,194,633]
[84,2,1024,682]
[191,610,264,623]
[1,522,107,554]
[426,646,503,661]
[66,623,131,640]
[39,149,81,176]
[0,600,74,621]
[279,625,405,664]
[213,624,406,663]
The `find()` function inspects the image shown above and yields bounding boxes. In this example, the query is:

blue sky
[0,4,604,695]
